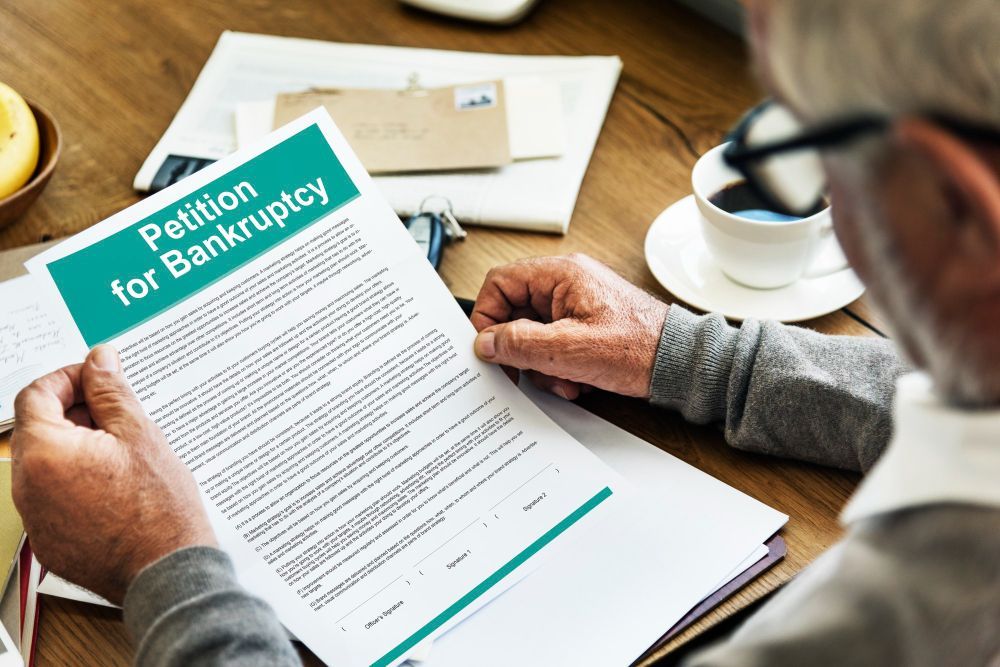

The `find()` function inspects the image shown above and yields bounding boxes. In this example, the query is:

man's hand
[472,254,669,399]
[12,345,216,604]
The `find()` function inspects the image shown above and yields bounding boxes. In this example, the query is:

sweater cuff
[649,306,740,423]
[123,546,239,642]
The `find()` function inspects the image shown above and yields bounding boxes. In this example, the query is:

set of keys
[402,196,467,270]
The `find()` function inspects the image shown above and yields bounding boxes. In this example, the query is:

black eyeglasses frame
[722,100,1000,217]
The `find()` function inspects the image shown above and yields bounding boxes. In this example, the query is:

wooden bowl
[0,101,61,230]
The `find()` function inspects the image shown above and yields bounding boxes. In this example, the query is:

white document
[416,385,786,666]
[503,77,566,160]
[0,275,78,428]
[235,76,565,163]
[29,109,619,667]
[134,31,621,233]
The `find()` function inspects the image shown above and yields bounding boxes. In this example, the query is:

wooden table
[0,1,885,664]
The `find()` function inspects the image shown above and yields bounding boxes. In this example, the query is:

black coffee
[708,181,825,222]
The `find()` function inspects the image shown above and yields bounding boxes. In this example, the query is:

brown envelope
[273,81,512,174]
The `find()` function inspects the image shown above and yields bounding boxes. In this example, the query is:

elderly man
[11,0,1000,665]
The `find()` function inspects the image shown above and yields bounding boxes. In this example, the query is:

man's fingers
[475,319,581,379]
[11,365,89,462]
[471,257,584,331]
[80,345,147,437]
[471,276,523,332]
[14,364,85,426]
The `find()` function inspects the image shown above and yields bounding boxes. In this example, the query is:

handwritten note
[0,275,77,427]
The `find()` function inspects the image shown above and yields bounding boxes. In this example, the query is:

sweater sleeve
[123,546,301,667]
[649,306,907,471]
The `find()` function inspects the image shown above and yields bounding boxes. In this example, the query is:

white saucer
[644,196,865,322]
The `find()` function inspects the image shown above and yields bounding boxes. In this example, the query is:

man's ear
[893,117,1000,256]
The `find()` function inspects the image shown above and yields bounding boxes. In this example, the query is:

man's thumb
[81,345,145,434]
[474,319,570,375]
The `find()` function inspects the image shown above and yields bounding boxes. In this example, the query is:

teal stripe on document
[371,485,614,667]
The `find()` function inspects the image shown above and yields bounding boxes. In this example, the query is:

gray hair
[764,0,1000,126]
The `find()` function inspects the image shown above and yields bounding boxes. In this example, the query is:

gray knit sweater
[122,306,1000,666]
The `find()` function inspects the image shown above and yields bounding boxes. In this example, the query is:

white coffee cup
[692,143,847,289]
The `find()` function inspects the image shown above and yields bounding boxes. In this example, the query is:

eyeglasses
[722,100,1000,218]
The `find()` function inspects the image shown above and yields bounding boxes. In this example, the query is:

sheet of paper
[0,275,78,427]
[29,109,620,667]
[415,384,786,667]
[273,82,512,173]
[135,32,617,233]
[504,77,565,160]
[235,100,276,152]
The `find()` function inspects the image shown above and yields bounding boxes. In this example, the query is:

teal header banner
[47,124,359,346]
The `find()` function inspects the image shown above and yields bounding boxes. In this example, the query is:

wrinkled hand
[472,254,669,399]
[12,345,216,604]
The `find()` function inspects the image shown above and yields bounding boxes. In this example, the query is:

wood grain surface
[0,1,885,664]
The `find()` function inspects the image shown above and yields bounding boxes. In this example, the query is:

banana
[0,81,40,199]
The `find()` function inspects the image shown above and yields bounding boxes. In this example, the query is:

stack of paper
[134,32,621,233]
